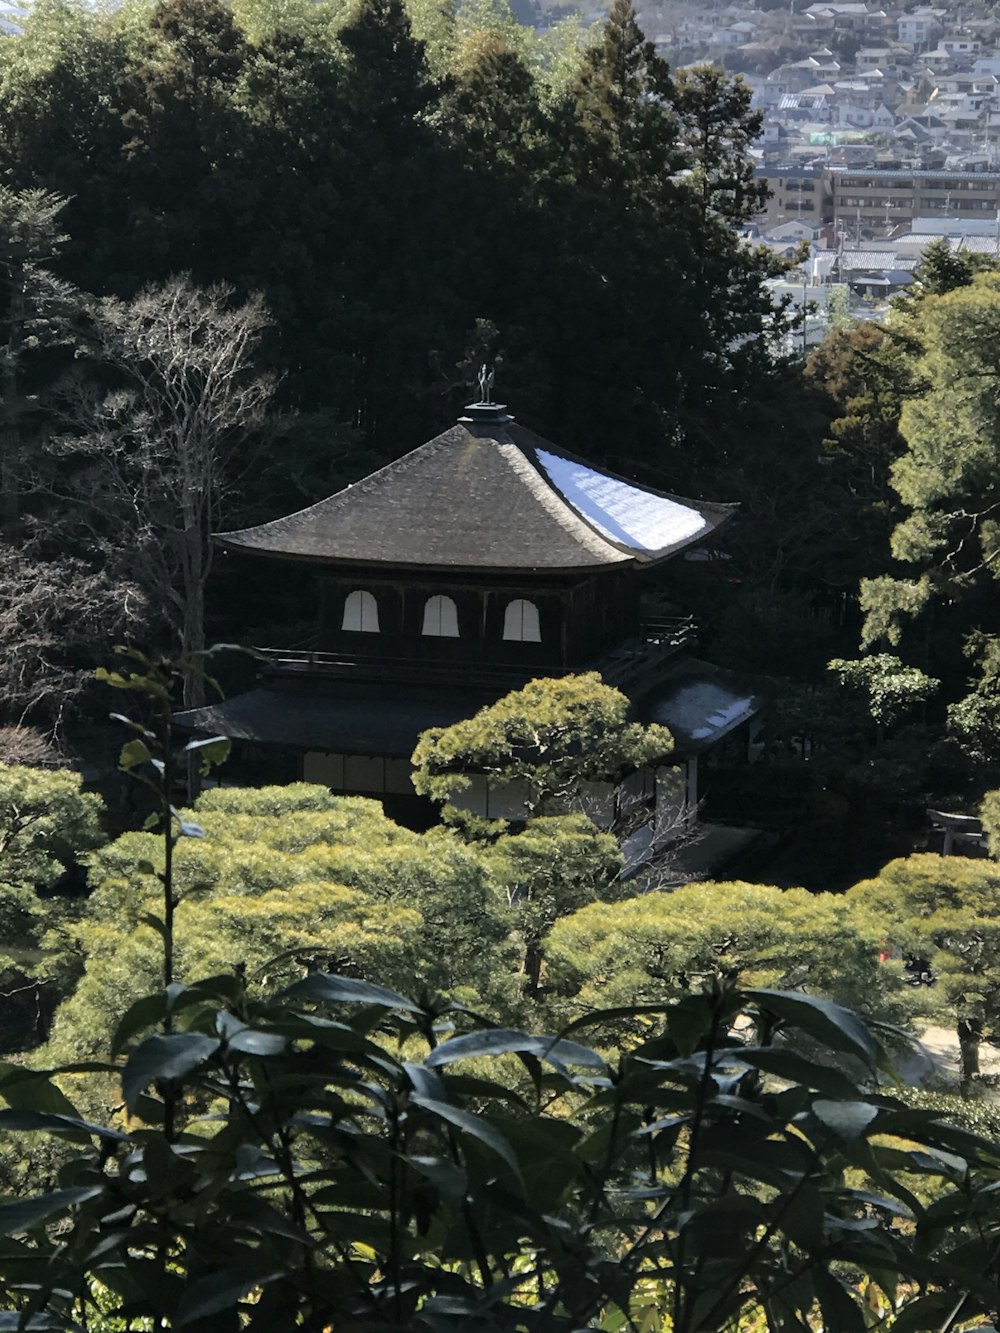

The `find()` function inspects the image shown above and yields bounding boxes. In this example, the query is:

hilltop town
[606,0,1000,334]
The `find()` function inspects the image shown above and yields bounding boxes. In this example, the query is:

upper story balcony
[254,615,698,695]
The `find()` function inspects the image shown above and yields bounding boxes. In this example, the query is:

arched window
[503,598,541,643]
[342,589,379,633]
[422,594,459,637]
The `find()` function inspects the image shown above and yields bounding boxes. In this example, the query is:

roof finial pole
[477,363,494,405]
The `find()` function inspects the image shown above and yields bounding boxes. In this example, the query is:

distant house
[898,9,944,50]
[834,248,918,294]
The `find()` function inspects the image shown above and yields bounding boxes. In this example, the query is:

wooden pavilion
[177,396,762,841]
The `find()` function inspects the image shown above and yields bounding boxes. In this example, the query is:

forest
[4,0,1000,1327]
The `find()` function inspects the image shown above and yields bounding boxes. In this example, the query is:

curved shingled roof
[217,409,734,573]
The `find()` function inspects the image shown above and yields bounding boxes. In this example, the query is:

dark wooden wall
[316,567,642,668]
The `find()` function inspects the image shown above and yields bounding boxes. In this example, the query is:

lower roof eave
[173,684,502,760]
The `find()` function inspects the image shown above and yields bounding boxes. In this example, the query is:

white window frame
[342,589,380,633]
[422,594,459,637]
[502,598,541,643]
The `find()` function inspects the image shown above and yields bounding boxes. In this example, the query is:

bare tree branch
[52,275,275,707]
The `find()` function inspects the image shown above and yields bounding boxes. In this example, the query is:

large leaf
[410,1094,523,1181]
[426,1028,605,1071]
[0,1317,81,1331]
[810,1099,880,1141]
[812,1270,867,1332]
[0,1186,103,1236]
[226,1030,287,1057]
[112,985,191,1056]
[558,1002,681,1038]
[743,989,879,1064]
[0,1109,126,1142]
[0,1062,81,1119]
[283,973,420,1013]
[184,735,231,775]
[736,1046,863,1099]
[175,1265,283,1326]
[887,1292,972,1333]
[122,1033,221,1111]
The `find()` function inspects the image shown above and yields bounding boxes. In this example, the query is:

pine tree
[673,64,766,226]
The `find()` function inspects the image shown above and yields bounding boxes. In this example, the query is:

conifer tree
[915,235,974,297]
[333,0,457,442]
[0,187,77,530]
[858,274,1000,760]
[673,64,766,226]
[572,0,682,197]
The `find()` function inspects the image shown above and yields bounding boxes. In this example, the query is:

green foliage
[980,788,1000,855]
[0,0,793,588]
[572,0,679,187]
[804,321,909,539]
[865,277,1000,637]
[673,64,765,226]
[10,972,1000,1330]
[849,854,1000,1084]
[823,281,854,333]
[916,235,974,297]
[850,275,1000,770]
[46,786,516,1064]
[12,658,1000,1327]
[545,879,902,1032]
[0,763,104,993]
[0,762,103,895]
[0,185,79,529]
[411,672,674,823]
[482,813,623,993]
[828,653,939,729]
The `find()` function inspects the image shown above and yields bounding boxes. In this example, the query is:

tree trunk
[524,940,543,997]
[958,1016,982,1094]
[181,528,207,804]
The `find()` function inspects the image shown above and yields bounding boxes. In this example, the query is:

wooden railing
[254,617,696,691]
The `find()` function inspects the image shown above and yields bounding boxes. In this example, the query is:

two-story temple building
[177,397,762,854]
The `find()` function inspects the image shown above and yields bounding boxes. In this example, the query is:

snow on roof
[536,449,710,555]
[648,679,756,747]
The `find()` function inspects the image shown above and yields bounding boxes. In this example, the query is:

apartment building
[755,166,834,228]
[830,168,1000,235]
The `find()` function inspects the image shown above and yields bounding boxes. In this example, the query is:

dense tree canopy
[849,854,1000,1085]
[0,0,788,468]
[855,275,1000,763]
[545,878,903,1034]
[0,762,103,950]
[45,783,518,1069]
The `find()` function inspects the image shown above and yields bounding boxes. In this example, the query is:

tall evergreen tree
[0,187,77,529]
[331,0,461,442]
[673,65,766,226]
[915,236,974,298]
[572,0,682,194]
[860,274,1000,760]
